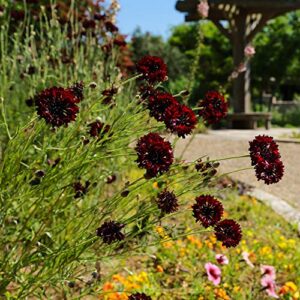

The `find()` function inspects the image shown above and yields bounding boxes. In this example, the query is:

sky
[117,0,185,39]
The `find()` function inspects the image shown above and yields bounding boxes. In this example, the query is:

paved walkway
[174,129,300,210]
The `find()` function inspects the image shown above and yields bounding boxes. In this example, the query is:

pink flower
[261,276,279,298]
[261,265,276,280]
[215,254,229,265]
[205,262,221,286]
[242,251,254,268]
[197,1,209,18]
[244,45,256,57]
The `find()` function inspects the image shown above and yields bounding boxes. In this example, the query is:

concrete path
[174,129,300,210]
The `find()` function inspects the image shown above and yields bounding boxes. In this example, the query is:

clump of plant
[0,1,284,298]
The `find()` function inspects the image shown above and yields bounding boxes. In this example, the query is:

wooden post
[232,12,251,113]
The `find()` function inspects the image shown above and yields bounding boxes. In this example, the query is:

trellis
[176,0,300,118]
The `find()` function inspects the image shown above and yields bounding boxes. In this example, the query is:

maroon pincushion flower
[135,133,173,177]
[139,85,157,101]
[35,86,80,127]
[101,87,118,105]
[192,195,224,228]
[249,135,281,166]
[73,180,90,198]
[164,103,197,138]
[105,21,119,33]
[88,120,111,139]
[156,190,179,214]
[128,293,152,300]
[147,92,178,121]
[69,81,84,102]
[198,91,228,124]
[255,160,284,185]
[136,55,168,84]
[249,135,284,184]
[96,221,125,244]
[214,219,242,248]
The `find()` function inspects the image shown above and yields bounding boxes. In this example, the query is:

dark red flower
[198,91,228,124]
[34,86,80,127]
[139,85,157,100]
[135,133,173,177]
[136,55,168,84]
[105,21,119,33]
[164,103,197,138]
[73,180,90,198]
[10,10,25,21]
[106,174,117,184]
[214,219,242,248]
[156,190,179,214]
[128,293,152,300]
[113,36,127,47]
[192,195,224,228]
[82,19,96,29]
[249,135,281,166]
[254,160,284,185]
[96,221,125,244]
[147,92,178,122]
[195,159,218,177]
[69,81,84,102]
[249,135,284,184]
[101,87,118,105]
[88,120,111,139]
[94,13,106,21]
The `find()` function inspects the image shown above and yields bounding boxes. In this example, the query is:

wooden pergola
[176,0,300,128]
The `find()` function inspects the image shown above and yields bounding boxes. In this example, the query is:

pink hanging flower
[261,265,276,280]
[197,1,209,18]
[242,251,255,268]
[261,276,279,298]
[244,45,256,58]
[205,262,221,286]
[215,254,229,265]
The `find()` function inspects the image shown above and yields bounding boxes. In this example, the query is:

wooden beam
[212,20,232,40]
[246,14,272,43]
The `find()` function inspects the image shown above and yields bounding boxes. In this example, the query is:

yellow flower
[102,281,114,291]
[214,288,230,300]
[156,226,166,238]
[156,265,164,273]
[152,182,159,189]
[279,281,298,296]
[233,286,241,293]
[259,246,272,256]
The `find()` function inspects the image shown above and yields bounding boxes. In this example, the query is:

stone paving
[174,129,300,210]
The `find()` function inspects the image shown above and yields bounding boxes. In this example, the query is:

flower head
[136,55,168,83]
[214,219,242,248]
[205,262,221,286]
[135,133,173,177]
[35,86,80,127]
[249,135,284,184]
[215,254,229,265]
[73,180,90,198]
[254,159,284,185]
[69,81,84,102]
[197,1,209,18]
[164,103,197,138]
[198,91,228,124]
[128,293,152,300]
[192,195,224,228]
[261,276,279,298]
[96,221,125,244]
[147,92,178,122]
[244,45,256,58]
[156,190,179,214]
[249,135,281,166]
[242,251,255,268]
[88,120,111,139]
[261,265,276,280]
